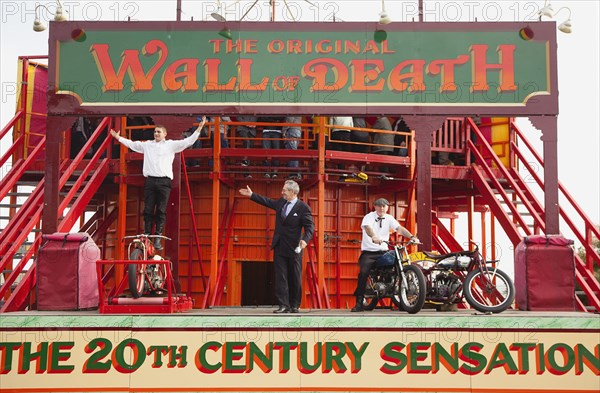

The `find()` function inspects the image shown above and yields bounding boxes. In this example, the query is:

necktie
[376,216,385,228]
[281,202,290,219]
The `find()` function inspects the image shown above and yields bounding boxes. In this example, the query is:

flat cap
[373,198,390,206]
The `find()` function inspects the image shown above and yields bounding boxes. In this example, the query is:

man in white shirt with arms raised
[110,116,206,250]
[351,198,417,312]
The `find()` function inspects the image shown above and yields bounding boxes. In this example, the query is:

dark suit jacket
[250,194,314,257]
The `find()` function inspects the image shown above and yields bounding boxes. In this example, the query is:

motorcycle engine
[148,264,164,289]
[373,281,388,294]
[367,268,394,296]
[433,272,461,299]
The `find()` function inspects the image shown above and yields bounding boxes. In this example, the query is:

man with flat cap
[351,197,417,312]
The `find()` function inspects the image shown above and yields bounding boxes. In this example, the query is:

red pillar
[530,116,560,234]
[42,116,74,234]
[404,116,446,251]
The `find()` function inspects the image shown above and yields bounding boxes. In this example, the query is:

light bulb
[558,20,572,33]
[33,18,47,32]
[379,12,391,25]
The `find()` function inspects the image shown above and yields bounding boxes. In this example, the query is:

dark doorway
[241,261,276,306]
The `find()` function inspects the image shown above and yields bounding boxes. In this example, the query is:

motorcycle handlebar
[382,239,421,246]
[123,234,172,240]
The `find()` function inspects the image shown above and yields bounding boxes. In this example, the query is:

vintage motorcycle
[361,239,426,314]
[410,241,515,313]
[124,234,172,298]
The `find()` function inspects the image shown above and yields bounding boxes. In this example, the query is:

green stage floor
[2,308,599,329]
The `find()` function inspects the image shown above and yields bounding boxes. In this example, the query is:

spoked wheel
[393,265,426,314]
[391,267,403,309]
[463,268,515,313]
[128,249,146,298]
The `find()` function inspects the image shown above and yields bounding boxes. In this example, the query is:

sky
[1,0,598,263]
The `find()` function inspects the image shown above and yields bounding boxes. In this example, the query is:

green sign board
[49,21,556,115]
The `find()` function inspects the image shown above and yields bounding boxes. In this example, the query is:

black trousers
[273,249,302,308]
[330,130,351,151]
[143,176,172,233]
[354,250,386,297]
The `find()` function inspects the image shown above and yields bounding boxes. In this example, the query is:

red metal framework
[306,233,331,309]
[1,60,599,312]
[1,113,598,313]
[201,200,238,308]
[180,152,208,294]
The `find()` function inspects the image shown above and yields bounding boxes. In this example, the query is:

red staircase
[465,118,600,312]
[0,118,114,311]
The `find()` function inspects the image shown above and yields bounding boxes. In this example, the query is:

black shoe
[273,306,290,314]
[290,307,299,313]
[153,237,163,250]
[351,296,364,312]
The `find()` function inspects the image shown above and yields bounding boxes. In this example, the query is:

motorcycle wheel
[463,268,515,313]
[390,266,403,309]
[394,264,426,314]
[128,249,146,299]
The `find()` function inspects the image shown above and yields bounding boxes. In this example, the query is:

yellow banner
[2,328,598,392]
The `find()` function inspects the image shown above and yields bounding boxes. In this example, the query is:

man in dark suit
[239,180,314,313]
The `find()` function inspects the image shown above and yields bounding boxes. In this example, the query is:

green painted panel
[55,24,550,108]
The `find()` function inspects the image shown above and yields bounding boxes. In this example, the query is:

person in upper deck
[283,116,303,180]
[259,116,285,178]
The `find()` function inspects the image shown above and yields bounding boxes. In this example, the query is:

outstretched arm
[173,116,209,152]
[109,129,144,153]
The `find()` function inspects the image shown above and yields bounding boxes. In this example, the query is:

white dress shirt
[283,198,298,217]
[116,130,200,179]
[360,211,401,252]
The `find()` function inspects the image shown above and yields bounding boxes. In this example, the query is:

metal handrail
[466,117,546,234]
[0,137,45,202]
[512,121,600,244]
[0,110,24,167]
[126,119,419,157]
